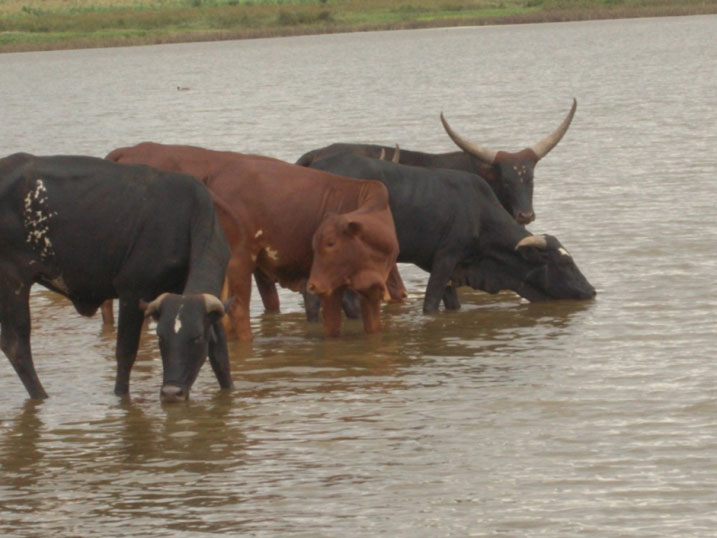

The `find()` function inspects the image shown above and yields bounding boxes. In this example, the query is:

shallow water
[1,15,716,536]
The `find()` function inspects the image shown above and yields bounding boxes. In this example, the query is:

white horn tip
[203,293,225,315]
[515,234,548,250]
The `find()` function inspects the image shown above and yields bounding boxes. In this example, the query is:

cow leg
[225,256,253,341]
[320,290,344,338]
[386,265,408,302]
[442,285,461,311]
[423,257,458,314]
[305,288,360,321]
[342,290,361,319]
[0,283,47,399]
[360,287,383,334]
[302,280,321,322]
[254,269,280,314]
[208,321,233,389]
[100,299,115,324]
[114,298,145,396]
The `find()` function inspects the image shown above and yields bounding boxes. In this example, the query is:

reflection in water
[0,402,46,535]
[0,396,252,535]
[1,400,44,469]
[108,398,250,534]
[380,287,594,360]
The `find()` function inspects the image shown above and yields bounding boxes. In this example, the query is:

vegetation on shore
[1,0,714,53]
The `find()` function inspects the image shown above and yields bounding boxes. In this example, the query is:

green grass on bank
[1,0,715,52]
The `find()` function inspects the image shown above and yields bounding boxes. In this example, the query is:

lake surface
[1,14,716,537]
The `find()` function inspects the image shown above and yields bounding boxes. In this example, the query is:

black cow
[296,99,577,225]
[308,153,595,313]
[0,153,233,401]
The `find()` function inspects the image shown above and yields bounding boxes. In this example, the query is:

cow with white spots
[0,153,232,401]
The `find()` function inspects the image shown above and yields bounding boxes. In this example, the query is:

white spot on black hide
[23,179,57,263]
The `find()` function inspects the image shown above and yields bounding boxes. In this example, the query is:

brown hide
[107,143,398,339]
[308,211,399,336]
[106,142,276,180]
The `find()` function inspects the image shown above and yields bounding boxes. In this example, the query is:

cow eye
[326,240,336,248]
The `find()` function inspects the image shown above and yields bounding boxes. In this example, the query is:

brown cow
[102,144,281,322]
[308,209,398,335]
[106,142,400,339]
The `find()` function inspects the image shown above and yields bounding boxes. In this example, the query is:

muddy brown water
[1,15,716,536]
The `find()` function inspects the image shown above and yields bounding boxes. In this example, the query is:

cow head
[307,213,391,300]
[141,292,226,402]
[452,233,595,302]
[440,99,577,225]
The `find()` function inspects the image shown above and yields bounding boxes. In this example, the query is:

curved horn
[392,144,400,163]
[378,148,386,160]
[141,292,169,317]
[440,112,498,164]
[530,98,577,161]
[203,293,225,315]
[515,234,548,250]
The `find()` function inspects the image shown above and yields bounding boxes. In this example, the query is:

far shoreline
[1,3,715,54]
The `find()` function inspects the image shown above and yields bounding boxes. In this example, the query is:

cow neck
[315,180,358,219]
[182,199,229,298]
[355,181,389,214]
[480,194,531,252]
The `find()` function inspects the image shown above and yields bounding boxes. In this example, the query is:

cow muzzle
[306,279,332,296]
[160,384,188,403]
[515,210,536,225]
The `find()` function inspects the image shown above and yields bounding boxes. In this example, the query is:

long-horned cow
[296,99,577,225]
[297,99,578,311]
[308,152,595,312]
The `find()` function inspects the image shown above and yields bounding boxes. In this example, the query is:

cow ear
[478,163,499,181]
[207,310,224,324]
[207,298,230,325]
[203,293,227,323]
[515,244,549,264]
[515,235,550,263]
[516,247,545,264]
[139,297,162,320]
[345,220,362,237]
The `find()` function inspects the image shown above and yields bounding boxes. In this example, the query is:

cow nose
[160,384,186,402]
[516,211,536,225]
[307,281,317,294]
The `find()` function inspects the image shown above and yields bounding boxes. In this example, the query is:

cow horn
[142,292,169,317]
[515,234,548,250]
[392,144,400,163]
[203,293,225,315]
[379,148,386,160]
[529,98,577,161]
[440,112,498,164]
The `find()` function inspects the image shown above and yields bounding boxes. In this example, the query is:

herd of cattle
[0,99,595,402]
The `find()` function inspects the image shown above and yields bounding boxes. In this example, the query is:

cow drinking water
[0,153,232,401]
[308,152,596,312]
